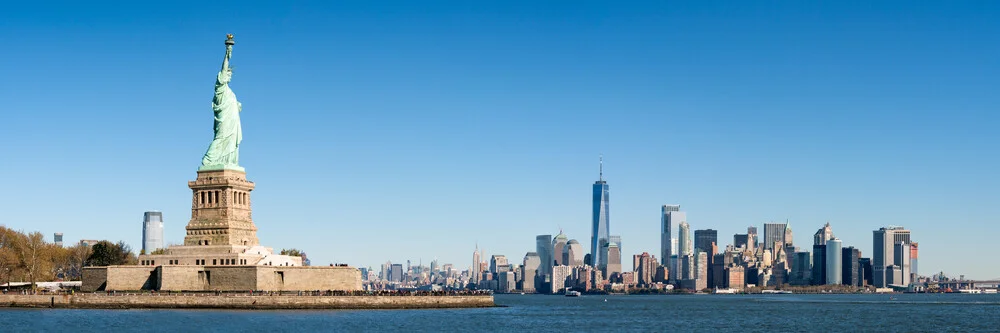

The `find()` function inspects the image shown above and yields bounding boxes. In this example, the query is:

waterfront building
[695,251,708,291]
[566,239,584,266]
[661,205,681,267]
[552,265,573,294]
[391,263,404,282]
[655,266,669,284]
[536,235,553,277]
[553,232,568,266]
[678,222,691,259]
[141,211,164,253]
[726,265,745,290]
[680,254,694,283]
[812,244,826,285]
[784,224,794,248]
[634,252,658,287]
[498,272,515,293]
[763,223,787,251]
[859,258,873,286]
[825,239,842,285]
[591,157,610,269]
[873,226,911,287]
[842,247,860,287]
[909,243,919,280]
[893,242,911,286]
[791,251,812,285]
[53,233,63,247]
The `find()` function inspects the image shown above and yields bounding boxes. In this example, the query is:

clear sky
[1,1,997,279]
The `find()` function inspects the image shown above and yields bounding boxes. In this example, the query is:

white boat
[565,290,581,297]
[713,288,737,294]
[983,289,997,294]
[958,289,981,294]
[761,290,793,294]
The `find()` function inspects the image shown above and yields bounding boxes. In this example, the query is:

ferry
[761,290,793,294]
[958,289,981,294]
[565,290,581,297]
[983,289,997,294]
[713,288,737,294]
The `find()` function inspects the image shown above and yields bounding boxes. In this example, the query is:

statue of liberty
[200,34,243,171]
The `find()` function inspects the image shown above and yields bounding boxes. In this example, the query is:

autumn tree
[14,231,52,293]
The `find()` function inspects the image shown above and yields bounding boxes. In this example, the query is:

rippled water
[2,294,998,332]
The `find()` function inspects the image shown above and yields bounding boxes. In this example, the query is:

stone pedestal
[184,169,258,247]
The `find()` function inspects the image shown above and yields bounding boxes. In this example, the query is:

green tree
[84,241,136,267]
[280,248,303,257]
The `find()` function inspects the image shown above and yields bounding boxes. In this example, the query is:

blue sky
[1,1,998,279]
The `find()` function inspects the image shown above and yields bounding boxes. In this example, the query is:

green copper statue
[200,34,243,171]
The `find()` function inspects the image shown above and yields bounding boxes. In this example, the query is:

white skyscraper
[661,205,682,267]
[142,211,164,253]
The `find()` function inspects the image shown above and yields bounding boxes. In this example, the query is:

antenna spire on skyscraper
[599,154,604,181]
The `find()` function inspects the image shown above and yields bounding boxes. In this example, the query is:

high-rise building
[733,234,749,249]
[694,229,717,254]
[472,245,481,284]
[695,251,708,291]
[814,223,834,246]
[792,251,812,285]
[390,263,404,282]
[859,258,873,286]
[522,252,541,293]
[536,235,553,277]
[490,255,509,274]
[141,211,164,253]
[606,242,621,279]
[565,240,584,266]
[53,233,63,247]
[678,222,692,257]
[661,205,681,267]
[747,226,758,250]
[873,226,911,287]
[552,265,573,294]
[812,244,826,285]
[726,265,745,290]
[894,242,911,286]
[826,238,842,285]
[553,232,568,266]
[784,224,794,248]
[634,252,658,286]
[910,243,919,278]
[842,247,860,287]
[591,157,610,269]
[763,223,788,251]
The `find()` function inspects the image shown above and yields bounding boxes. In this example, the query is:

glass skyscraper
[591,160,610,269]
[142,211,164,253]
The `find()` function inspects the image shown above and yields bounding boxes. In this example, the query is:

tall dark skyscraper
[590,156,610,269]
[694,229,718,254]
[763,222,788,251]
[812,244,826,285]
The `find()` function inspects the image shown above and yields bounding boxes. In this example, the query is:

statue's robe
[201,70,242,169]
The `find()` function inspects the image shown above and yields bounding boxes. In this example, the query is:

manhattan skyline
[0,2,998,279]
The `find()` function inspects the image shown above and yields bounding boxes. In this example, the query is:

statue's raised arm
[200,34,244,171]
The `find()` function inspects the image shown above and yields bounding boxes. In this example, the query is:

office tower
[733,234,749,249]
[606,242,622,280]
[814,222,833,246]
[694,229,718,254]
[873,226,911,287]
[552,266,573,293]
[564,240,583,266]
[522,252,541,293]
[591,157,610,269]
[790,251,812,285]
[842,247,860,286]
[859,258,873,286]
[826,238,842,285]
[141,211,164,253]
[635,252,657,286]
[661,205,681,266]
[763,223,788,251]
[711,253,729,288]
[678,222,692,257]
[894,242,911,286]
[472,245,481,283]
[381,261,391,281]
[784,224,794,248]
[53,233,63,247]
[553,232,568,266]
[490,255,509,274]
[390,263,404,282]
[910,243,919,278]
[536,235,553,276]
[695,251,708,291]
[726,265,745,290]
[747,226,758,250]
[812,244,826,285]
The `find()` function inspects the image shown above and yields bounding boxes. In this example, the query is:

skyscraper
[660,205,681,266]
[825,238,842,285]
[814,223,834,246]
[536,235,554,277]
[490,255,509,274]
[873,226,911,287]
[763,222,788,251]
[591,157,610,269]
[553,232,568,266]
[694,229,718,254]
[842,247,860,286]
[678,222,691,258]
[894,242,911,286]
[53,233,63,247]
[472,245,481,284]
[747,226,758,250]
[142,211,164,253]
[565,240,584,266]
[606,243,622,279]
[522,252,540,292]
[812,244,826,285]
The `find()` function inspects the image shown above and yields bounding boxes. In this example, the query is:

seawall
[0,294,494,310]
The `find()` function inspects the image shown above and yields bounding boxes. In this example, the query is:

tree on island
[84,241,137,267]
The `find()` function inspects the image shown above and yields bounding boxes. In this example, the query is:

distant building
[842,247,860,287]
[791,251,812,285]
[536,235,553,277]
[814,223,834,246]
[909,243,919,278]
[812,244,826,285]
[472,246,482,284]
[726,265,745,290]
[859,258,873,286]
[873,226,911,287]
[53,233,63,247]
[694,229,717,254]
[606,243,622,279]
[490,255,509,274]
[141,211,164,253]
[747,226,758,250]
[390,263,404,282]
[552,265,573,294]
[634,252,658,287]
[566,239,584,266]
[695,251,708,291]
[733,234,749,249]
[661,205,682,267]
[825,239,842,285]
[763,223,787,251]
[80,239,99,248]
[591,158,610,270]
[893,242,911,286]
[498,272,516,293]
[553,232,568,266]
